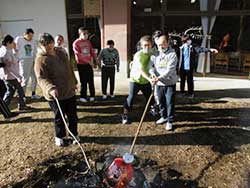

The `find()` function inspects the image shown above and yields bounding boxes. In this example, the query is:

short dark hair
[56,34,64,39]
[38,33,54,46]
[140,35,152,44]
[107,40,114,45]
[25,28,34,35]
[78,27,88,34]
[157,34,169,43]
[2,35,14,46]
[181,34,190,43]
[152,30,162,40]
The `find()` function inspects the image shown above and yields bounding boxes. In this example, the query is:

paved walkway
[74,71,250,100]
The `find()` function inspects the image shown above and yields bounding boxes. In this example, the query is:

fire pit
[98,153,149,188]
[10,150,198,188]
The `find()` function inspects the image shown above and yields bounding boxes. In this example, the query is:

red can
[106,158,134,188]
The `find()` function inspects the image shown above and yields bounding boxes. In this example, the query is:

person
[135,30,162,54]
[0,58,7,98]
[135,30,162,116]
[54,34,69,58]
[0,98,19,120]
[219,33,233,52]
[150,30,163,116]
[98,40,120,100]
[122,35,154,124]
[0,59,19,120]
[150,34,178,131]
[0,35,31,111]
[151,30,162,55]
[15,28,41,99]
[73,27,100,103]
[178,35,218,98]
[0,99,18,120]
[35,33,78,147]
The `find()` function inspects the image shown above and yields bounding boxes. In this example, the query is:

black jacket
[0,58,6,68]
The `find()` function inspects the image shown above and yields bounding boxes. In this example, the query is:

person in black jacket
[178,35,217,98]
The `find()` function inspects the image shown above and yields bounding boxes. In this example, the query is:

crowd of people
[0,27,218,146]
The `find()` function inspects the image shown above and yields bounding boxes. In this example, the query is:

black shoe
[5,112,19,120]
[10,112,19,118]
[18,105,33,112]
[187,94,194,99]
[177,92,186,97]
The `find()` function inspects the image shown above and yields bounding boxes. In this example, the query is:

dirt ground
[1,87,250,188]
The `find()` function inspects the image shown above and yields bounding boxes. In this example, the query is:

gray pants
[19,59,37,95]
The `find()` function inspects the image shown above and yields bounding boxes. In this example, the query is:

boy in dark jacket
[98,40,120,99]
[178,35,217,98]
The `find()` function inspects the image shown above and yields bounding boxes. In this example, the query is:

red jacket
[73,38,97,64]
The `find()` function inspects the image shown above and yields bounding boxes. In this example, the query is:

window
[132,0,162,14]
[66,0,83,15]
[166,0,200,11]
[220,0,250,10]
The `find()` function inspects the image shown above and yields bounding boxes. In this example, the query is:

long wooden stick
[129,92,154,154]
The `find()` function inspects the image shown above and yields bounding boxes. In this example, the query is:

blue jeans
[157,85,176,123]
[3,79,25,107]
[124,82,152,111]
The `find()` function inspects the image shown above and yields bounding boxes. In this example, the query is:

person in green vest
[122,35,154,124]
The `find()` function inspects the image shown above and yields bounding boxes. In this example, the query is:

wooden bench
[241,53,250,73]
[213,52,229,72]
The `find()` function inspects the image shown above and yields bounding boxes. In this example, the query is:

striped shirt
[98,48,120,68]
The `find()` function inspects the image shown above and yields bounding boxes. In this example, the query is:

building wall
[0,0,68,45]
[101,0,131,78]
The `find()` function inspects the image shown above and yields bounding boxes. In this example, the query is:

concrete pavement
[74,70,250,101]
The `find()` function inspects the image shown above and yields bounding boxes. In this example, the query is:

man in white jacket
[15,28,40,99]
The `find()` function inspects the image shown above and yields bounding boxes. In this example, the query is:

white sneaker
[122,114,128,124]
[31,95,41,99]
[156,117,167,124]
[89,97,95,102]
[72,136,80,145]
[102,95,107,100]
[165,122,173,131]
[55,137,64,146]
[110,95,115,98]
[80,98,88,103]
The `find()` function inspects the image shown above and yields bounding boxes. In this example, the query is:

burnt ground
[1,88,250,188]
